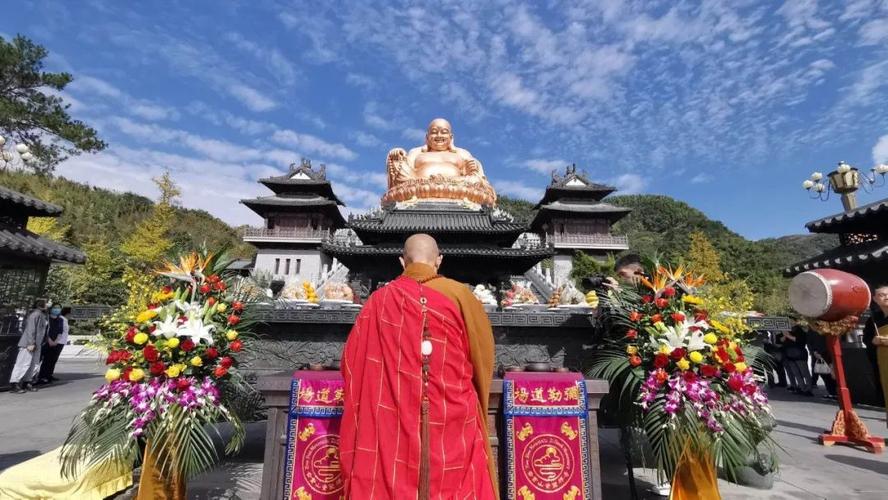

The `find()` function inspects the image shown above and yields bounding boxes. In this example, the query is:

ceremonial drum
[789,269,872,321]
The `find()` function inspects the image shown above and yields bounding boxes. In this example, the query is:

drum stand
[820,335,884,453]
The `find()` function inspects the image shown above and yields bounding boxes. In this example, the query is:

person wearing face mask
[9,299,48,394]
[37,305,68,385]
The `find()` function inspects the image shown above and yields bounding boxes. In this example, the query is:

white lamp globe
[21,151,33,161]
[811,172,823,181]
[814,183,826,193]
[0,135,6,146]
[15,143,29,154]
[802,180,814,189]
[876,164,888,175]
[2,151,12,161]
[836,162,851,174]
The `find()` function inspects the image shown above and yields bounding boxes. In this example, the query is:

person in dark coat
[37,304,67,384]
[807,328,836,397]
[783,323,814,396]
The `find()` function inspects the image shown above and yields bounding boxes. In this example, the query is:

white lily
[174,299,202,315]
[176,316,215,345]
[657,318,710,352]
[152,315,179,339]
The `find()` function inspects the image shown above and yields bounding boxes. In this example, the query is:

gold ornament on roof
[383,118,497,206]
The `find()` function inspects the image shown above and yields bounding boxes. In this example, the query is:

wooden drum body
[789,269,871,321]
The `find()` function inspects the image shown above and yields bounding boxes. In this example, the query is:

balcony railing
[547,233,629,248]
[243,227,331,242]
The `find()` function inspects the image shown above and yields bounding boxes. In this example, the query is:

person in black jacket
[37,304,67,384]
[807,328,836,398]
[784,322,814,396]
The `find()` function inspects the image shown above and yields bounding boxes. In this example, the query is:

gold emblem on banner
[560,422,578,441]
[518,485,536,499]
[299,423,316,442]
[301,435,344,494]
[521,434,574,493]
[563,485,580,499]
[518,422,534,441]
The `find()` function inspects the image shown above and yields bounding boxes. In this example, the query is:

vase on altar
[136,441,186,500]
[669,441,720,500]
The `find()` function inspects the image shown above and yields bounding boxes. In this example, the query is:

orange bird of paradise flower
[157,251,215,283]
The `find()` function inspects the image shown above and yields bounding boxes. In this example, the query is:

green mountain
[498,194,834,314]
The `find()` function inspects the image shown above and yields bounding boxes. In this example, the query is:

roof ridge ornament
[287,157,327,181]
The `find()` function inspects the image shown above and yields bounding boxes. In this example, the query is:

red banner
[503,372,593,500]
[284,371,345,500]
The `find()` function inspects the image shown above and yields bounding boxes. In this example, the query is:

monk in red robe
[340,233,498,499]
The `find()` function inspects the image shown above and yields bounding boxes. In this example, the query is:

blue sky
[3,0,888,240]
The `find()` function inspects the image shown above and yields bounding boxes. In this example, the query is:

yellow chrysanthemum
[626,345,638,355]
[735,362,748,372]
[689,351,704,364]
[676,358,690,371]
[710,320,730,334]
[136,309,158,323]
[216,303,228,313]
[128,368,145,382]
[105,368,121,382]
[703,333,718,344]
[133,333,149,345]
[658,344,671,355]
[226,330,238,341]
[682,295,704,305]
[166,338,180,349]
[165,364,184,378]
[190,356,203,367]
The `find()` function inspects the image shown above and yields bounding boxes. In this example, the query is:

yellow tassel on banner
[136,441,186,500]
[669,442,721,500]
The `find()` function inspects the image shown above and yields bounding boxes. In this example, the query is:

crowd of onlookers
[762,322,836,398]
[8,298,70,394]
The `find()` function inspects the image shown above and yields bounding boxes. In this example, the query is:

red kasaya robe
[340,265,497,500]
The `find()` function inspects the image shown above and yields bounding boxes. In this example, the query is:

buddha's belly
[414,154,461,179]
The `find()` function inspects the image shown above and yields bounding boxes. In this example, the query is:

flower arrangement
[61,251,254,487]
[591,261,775,483]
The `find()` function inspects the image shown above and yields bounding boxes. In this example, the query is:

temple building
[530,165,631,286]
[240,160,346,285]
[784,196,888,285]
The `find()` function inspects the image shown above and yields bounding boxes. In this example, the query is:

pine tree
[686,231,725,283]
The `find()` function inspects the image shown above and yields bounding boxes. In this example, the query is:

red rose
[232,301,244,312]
[670,347,686,360]
[727,373,743,392]
[654,353,669,368]
[227,315,240,326]
[655,298,669,309]
[143,344,159,362]
[125,327,137,343]
[181,339,195,352]
[662,287,676,297]
[207,297,216,306]
[199,284,211,294]
[715,349,729,363]
[654,368,669,384]
[162,285,172,294]
[229,339,243,352]
[628,355,642,367]
[149,361,166,376]
[650,314,663,324]
[207,274,219,283]
[724,362,736,373]
[625,329,638,340]
[220,356,234,369]
[700,364,719,377]
[122,367,133,381]
[670,312,686,323]
[205,347,219,360]
[682,371,697,383]
[694,311,708,322]
[176,378,191,391]
[641,295,653,304]
[214,366,229,378]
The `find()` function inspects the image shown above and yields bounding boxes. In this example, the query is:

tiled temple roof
[805,198,888,234]
[0,185,63,217]
[0,226,86,264]
[783,238,888,276]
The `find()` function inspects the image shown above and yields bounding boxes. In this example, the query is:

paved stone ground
[2,358,887,499]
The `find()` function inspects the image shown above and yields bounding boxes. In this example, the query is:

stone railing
[242,227,330,241]
[547,233,629,248]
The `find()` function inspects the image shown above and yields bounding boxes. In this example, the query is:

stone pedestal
[256,372,608,500]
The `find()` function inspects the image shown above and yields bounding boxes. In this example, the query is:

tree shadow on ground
[776,419,829,435]
[0,450,41,473]
[824,454,888,474]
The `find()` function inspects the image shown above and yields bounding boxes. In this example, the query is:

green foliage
[609,194,829,315]
[496,194,535,222]
[570,252,616,284]
[0,35,106,173]
[0,169,253,307]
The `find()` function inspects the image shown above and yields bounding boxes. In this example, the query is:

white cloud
[690,173,712,184]
[493,180,541,201]
[611,174,647,194]
[859,19,888,45]
[271,130,358,161]
[224,33,299,86]
[401,128,426,142]
[346,73,375,90]
[873,134,888,164]
[227,84,277,112]
[353,131,383,148]
[522,158,566,175]
[326,163,388,190]
[69,75,179,121]
[363,101,397,131]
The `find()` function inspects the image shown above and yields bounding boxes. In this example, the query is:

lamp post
[802,161,888,212]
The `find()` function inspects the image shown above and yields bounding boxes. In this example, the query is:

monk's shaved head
[401,233,442,268]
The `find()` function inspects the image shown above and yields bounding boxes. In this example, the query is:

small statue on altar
[383,118,496,206]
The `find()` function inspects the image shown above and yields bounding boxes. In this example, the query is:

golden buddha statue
[383,118,497,206]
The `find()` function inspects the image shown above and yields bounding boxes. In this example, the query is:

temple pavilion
[530,165,631,286]
[240,159,346,285]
